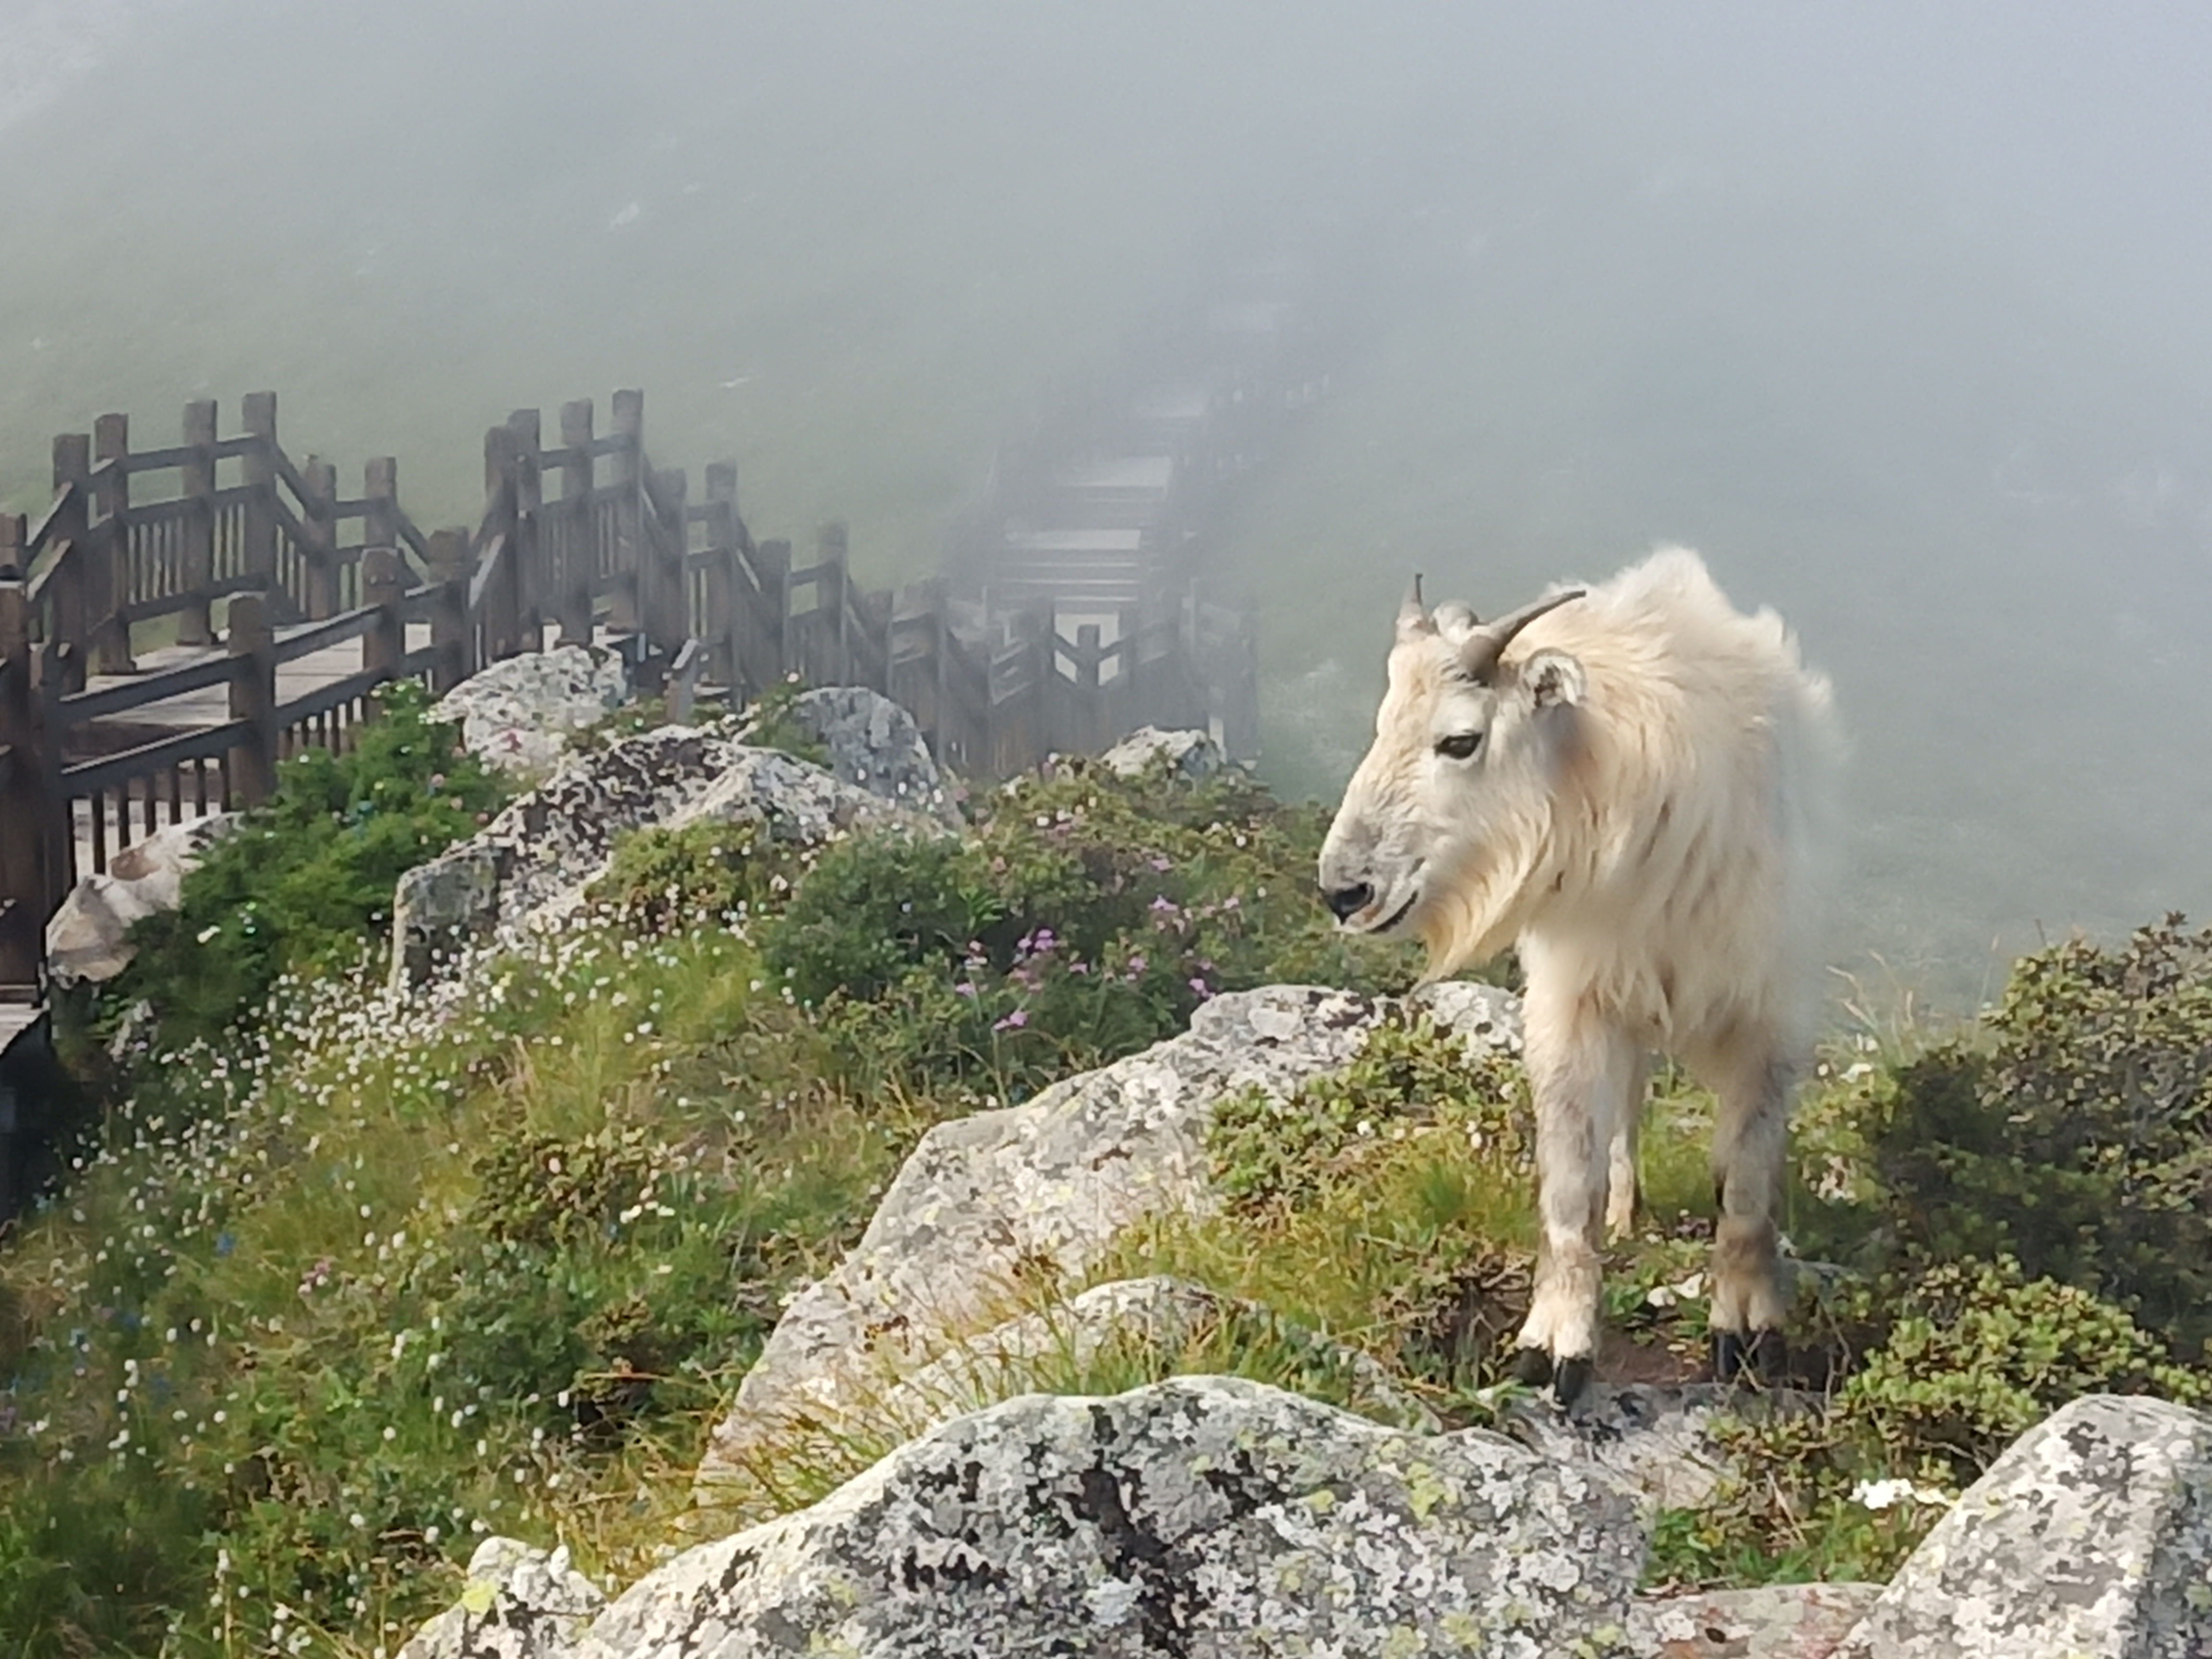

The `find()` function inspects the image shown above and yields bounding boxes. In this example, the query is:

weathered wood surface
[0,384,1261,1052]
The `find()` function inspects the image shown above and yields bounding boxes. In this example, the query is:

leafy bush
[1208,1010,1529,1212]
[1647,1254,2210,1590]
[113,680,510,1054]
[1857,914,2212,1354]
[585,818,810,934]
[758,753,1423,1095]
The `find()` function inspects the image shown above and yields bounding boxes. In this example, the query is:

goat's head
[1319,575,1587,963]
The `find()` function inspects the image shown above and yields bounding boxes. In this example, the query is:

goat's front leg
[1509,1000,1638,1407]
[1705,1044,1795,1384]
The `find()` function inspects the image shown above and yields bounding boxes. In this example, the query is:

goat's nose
[1323,881,1374,923]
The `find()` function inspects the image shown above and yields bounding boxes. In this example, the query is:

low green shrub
[1857,914,2212,1354]
[585,818,811,934]
[757,753,1423,1096]
[113,680,510,1055]
[1647,1254,2211,1591]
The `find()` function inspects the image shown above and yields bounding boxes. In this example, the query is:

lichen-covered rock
[869,1276,1443,1453]
[432,643,629,778]
[1629,1583,1882,1658]
[596,1378,1641,1659]
[45,812,238,986]
[1500,1382,1824,1516]
[693,981,1521,1516]
[1833,1393,2212,1658]
[778,685,963,828]
[1098,725,1225,781]
[389,727,915,990]
[396,1536,603,1659]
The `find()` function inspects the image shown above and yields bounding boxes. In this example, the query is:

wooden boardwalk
[1,385,1266,1078]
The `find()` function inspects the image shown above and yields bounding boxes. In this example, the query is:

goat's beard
[1413,818,1547,983]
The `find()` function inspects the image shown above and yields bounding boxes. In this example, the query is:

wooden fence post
[651,466,689,657]
[49,434,90,692]
[481,423,522,661]
[302,456,338,618]
[557,399,595,646]
[506,409,543,652]
[362,546,406,689]
[240,391,278,593]
[0,577,53,991]
[90,414,135,674]
[701,462,740,691]
[755,537,791,692]
[178,399,217,646]
[226,591,278,807]
[608,390,644,636]
[817,522,849,686]
[364,455,399,563]
[427,528,474,694]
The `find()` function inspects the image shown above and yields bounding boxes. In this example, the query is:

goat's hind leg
[1706,1046,1794,1384]
[1509,1009,1639,1407]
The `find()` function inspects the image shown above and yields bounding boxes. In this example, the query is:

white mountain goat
[1319,547,1839,1404]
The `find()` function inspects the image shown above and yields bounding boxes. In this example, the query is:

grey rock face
[777,686,963,828]
[1628,1583,1883,1658]
[389,726,914,990]
[46,812,238,986]
[432,644,629,778]
[596,1378,1642,1659]
[694,981,1521,1515]
[1498,1382,1823,1517]
[1097,725,1225,781]
[396,1537,603,1659]
[1833,1393,2212,1658]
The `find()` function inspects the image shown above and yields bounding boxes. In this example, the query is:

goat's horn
[1459,588,1586,683]
[1396,572,1433,639]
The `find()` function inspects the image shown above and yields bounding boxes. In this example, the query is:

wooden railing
[0,386,1257,1008]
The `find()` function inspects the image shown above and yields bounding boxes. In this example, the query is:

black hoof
[1713,1328,1787,1385]
[1508,1346,1554,1388]
[1552,1356,1594,1408]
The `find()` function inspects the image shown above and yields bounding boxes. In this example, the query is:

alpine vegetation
[1319,547,1840,1403]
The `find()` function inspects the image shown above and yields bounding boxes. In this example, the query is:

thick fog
[4,0,2208,1008]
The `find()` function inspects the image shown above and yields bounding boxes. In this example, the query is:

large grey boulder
[774,685,963,829]
[432,643,629,778]
[1501,1382,1823,1517]
[389,726,918,989]
[693,980,1520,1517]
[395,1537,602,1659]
[45,812,238,986]
[1629,1583,1883,1658]
[1833,1393,2212,1658]
[1098,725,1225,781]
[593,1378,1641,1659]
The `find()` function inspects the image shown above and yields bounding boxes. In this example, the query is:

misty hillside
[3,0,2209,1000]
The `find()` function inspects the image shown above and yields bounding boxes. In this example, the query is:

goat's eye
[1435,732,1484,760]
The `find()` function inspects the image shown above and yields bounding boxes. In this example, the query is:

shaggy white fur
[1320,547,1840,1399]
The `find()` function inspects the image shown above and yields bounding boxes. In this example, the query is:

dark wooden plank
[57,653,238,724]
[272,606,381,663]
[60,720,251,793]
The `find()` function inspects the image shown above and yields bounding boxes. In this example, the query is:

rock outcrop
[389,725,926,989]
[45,812,238,986]
[1629,1583,1884,1658]
[395,1537,603,1659]
[1501,1382,1822,1517]
[1832,1392,2212,1659]
[432,643,629,778]
[592,1378,1641,1659]
[777,685,963,829]
[1097,725,1225,781]
[692,980,1520,1515]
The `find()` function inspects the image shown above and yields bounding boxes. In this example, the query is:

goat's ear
[1521,648,1586,711]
